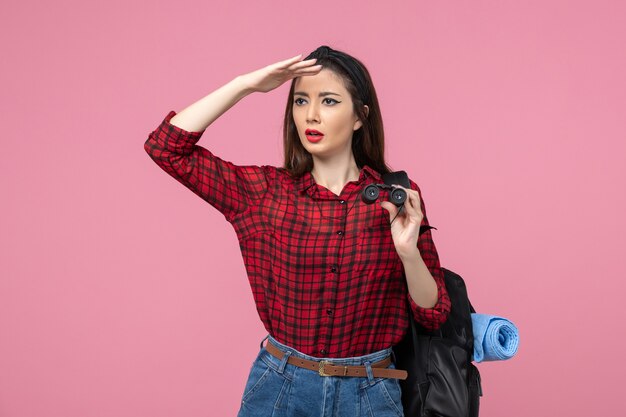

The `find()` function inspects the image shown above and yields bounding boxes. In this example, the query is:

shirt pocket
[353,214,437,275]
[270,219,320,276]
[354,221,401,275]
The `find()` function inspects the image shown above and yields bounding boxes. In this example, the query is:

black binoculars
[361,183,407,207]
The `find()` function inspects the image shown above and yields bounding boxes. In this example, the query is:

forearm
[169,76,255,133]
[401,253,438,308]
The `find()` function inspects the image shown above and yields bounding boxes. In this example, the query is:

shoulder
[256,165,299,189]
[408,177,422,193]
[274,166,300,183]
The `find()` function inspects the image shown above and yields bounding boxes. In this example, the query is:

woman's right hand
[239,54,323,94]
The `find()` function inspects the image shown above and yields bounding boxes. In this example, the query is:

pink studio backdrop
[2,1,625,416]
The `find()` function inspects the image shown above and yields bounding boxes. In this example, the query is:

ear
[353,105,369,131]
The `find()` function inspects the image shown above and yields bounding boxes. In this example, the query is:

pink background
[2,1,625,416]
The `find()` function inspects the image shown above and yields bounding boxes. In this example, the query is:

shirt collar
[294,164,382,194]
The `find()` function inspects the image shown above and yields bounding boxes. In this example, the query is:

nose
[306,101,320,123]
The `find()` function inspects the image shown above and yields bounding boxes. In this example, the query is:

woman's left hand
[379,184,423,261]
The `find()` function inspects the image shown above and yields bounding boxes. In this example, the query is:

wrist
[399,248,422,264]
[234,74,256,96]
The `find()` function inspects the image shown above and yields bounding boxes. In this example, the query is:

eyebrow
[293,91,342,98]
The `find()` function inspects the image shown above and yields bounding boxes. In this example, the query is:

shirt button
[339,200,345,204]
[330,266,337,273]
[337,231,343,235]
[320,349,327,355]
[326,309,332,315]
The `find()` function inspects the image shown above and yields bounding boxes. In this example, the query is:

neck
[310,155,361,191]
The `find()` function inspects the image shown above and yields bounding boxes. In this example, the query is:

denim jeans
[237,334,404,417]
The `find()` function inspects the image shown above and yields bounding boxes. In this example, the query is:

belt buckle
[318,360,332,376]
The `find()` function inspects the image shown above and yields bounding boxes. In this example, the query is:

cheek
[292,113,304,134]
[335,117,356,138]
[292,109,301,124]
[335,110,357,130]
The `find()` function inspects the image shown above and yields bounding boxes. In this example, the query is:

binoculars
[361,183,407,207]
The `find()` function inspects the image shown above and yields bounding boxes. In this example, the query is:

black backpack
[382,171,483,417]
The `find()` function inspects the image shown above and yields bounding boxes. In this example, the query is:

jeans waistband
[262,334,393,366]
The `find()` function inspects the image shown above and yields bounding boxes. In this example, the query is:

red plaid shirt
[144,110,451,357]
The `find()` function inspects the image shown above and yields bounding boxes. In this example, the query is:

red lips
[305,129,324,143]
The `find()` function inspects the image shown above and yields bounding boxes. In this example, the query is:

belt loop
[260,334,269,350]
[390,348,397,364]
[277,349,291,374]
[364,360,375,385]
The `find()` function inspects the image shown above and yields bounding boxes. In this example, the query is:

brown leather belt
[265,339,408,380]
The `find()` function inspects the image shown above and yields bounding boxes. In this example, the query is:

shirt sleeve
[143,110,270,223]
[406,180,452,331]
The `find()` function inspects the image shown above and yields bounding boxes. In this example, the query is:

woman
[144,45,451,417]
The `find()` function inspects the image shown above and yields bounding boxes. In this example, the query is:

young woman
[144,45,451,417]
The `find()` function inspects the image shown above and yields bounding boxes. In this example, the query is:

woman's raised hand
[379,185,425,262]
[240,54,323,93]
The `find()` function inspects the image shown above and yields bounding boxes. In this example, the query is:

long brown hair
[282,45,393,177]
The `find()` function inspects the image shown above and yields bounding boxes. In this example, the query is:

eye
[293,97,340,106]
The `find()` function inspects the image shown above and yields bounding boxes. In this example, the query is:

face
[292,69,367,161]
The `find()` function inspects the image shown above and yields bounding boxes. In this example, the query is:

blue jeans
[237,334,404,417]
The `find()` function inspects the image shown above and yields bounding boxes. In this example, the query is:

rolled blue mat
[471,313,520,363]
